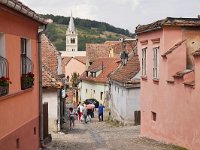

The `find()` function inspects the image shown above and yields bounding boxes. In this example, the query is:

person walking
[77,102,84,122]
[82,104,88,124]
[98,104,104,121]
[69,107,76,129]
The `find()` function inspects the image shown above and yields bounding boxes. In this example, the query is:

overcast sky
[22,0,200,32]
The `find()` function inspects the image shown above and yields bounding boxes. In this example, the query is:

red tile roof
[81,58,120,83]
[136,17,200,34]
[0,0,47,24]
[41,34,61,88]
[74,56,86,64]
[86,43,111,62]
[110,53,140,83]
[86,40,136,63]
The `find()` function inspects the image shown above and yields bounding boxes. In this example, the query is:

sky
[22,0,200,32]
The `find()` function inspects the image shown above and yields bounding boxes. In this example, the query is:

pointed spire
[68,11,75,32]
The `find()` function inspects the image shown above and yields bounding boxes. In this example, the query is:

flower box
[0,85,9,96]
[21,72,34,90]
[0,76,10,96]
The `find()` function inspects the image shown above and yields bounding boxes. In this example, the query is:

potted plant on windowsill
[0,76,11,96]
[21,72,34,90]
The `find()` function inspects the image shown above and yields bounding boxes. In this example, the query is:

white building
[109,52,140,125]
[79,58,119,104]
[41,34,65,132]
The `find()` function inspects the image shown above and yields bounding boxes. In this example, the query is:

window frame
[142,47,147,76]
[153,47,159,79]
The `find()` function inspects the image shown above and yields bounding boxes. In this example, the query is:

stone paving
[46,109,186,150]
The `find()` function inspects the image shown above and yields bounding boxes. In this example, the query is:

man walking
[98,104,104,121]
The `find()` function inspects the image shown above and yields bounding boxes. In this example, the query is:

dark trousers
[98,112,103,121]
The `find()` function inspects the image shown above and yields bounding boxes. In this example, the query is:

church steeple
[68,12,75,33]
[66,12,78,52]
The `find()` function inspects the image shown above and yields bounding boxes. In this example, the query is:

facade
[109,52,140,124]
[0,1,47,149]
[136,17,200,150]
[79,58,119,104]
[62,56,86,83]
[41,34,64,132]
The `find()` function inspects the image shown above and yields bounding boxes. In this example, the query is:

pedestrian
[82,104,88,124]
[91,103,95,118]
[98,104,104,121]
[69,107,76,129]
[86,103,93,122]
[77,102,83,122]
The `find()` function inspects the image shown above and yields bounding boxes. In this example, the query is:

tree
[70,72,80,87]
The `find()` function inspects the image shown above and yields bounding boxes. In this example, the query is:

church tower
[66,13,78,52]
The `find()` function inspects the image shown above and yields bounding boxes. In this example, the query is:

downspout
[38,24,47,148]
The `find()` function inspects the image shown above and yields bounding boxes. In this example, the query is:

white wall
[43,88,58,131]
[111,82,140,124]
[79,80,108,104]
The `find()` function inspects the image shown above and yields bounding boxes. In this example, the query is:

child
[69,107,76,129]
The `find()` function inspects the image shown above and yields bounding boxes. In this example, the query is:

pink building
[136,17,200,150]
[0,1,47,149]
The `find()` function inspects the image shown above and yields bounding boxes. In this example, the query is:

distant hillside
[41,14,134,51]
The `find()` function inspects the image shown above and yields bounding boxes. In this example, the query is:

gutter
[38,25,47,148]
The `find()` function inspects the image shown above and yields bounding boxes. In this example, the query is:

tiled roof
[41,34,61,88]
[86,43,111,62]
[136,17,200,34]
[86,40,136,63]
[110,53,140,83]
[192,48,200,56]
[81,58,120,83]
[74,56,86,64]
[0,0,47,24]
[162,40,186,57]
[104,41,121,46]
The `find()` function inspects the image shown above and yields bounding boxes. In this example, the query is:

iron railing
[0,56,9,96]
[21,55,34,90]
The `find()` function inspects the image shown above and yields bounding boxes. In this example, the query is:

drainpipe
[38,25,47,148]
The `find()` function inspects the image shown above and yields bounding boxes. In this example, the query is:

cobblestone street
[46,109,186,150]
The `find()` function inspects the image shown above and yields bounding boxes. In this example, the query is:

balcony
[21,55,34,90]
[0,56,9,96]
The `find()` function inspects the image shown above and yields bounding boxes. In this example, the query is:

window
[86,89,87,93]
[21,38,33,90]
[71,38,75,44]
[142,48,147,76]
[93,90,95,95]
[0,33,6,58]
[153,47,159,79]
[100,92,103,100]
[152,112,157,121]
[0,33,9,96]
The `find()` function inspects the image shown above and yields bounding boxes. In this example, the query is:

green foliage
[70,72,80,87]
[41,14,134,51]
